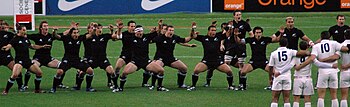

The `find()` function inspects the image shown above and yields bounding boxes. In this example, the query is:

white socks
[284,103,290,107]
[305,102,312,107]
[293,102,299,107]
[332,99,339,107]
[341,100,348,107]
[318,98,325,107]
[271,103,278,107]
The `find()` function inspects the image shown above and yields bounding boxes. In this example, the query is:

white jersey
[311,40,342,73]
[269,47,297,76]
[293,56,312,77]
[341,40,350,72]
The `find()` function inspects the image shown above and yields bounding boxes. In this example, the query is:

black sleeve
[265,37,272,43]
[103,34,112,40]
[245,22,252,32]
[274,31,281,37]
[9,37,16,45]
[146,32,158,41]
[26,34,36,40]
[245,37,252,44]
[175,35,186,43]
[152,36,161,43]
[298,29,305,38]
[194,35,204,42]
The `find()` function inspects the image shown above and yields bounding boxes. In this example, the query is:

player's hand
[234,28,241,36]
[43,44,52,49]
[2,46,10,51]
[341,64,348,70]
[108,24,114,30]
[211,20,217,26]
[274,70,281,77]
[116,19,123,29]
[220,45,225,52]
[295,64,302,71]
[192,22,197,30]
[158,19,163,26]
[150,27,157,33]
[52,27,58,31]
[279,26,285,34]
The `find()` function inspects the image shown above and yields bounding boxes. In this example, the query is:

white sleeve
[334,42,343,51]
[311,46,318,57]
[268,53,275,67]
[313,59,333,68]
[291,50,297,57]
[279,60,295,74]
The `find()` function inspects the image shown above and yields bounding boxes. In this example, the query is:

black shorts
[154,57,178,67]
[15,58,34,69]
[236,44,247,58]
[201,60,225,69]
[58,58,90,72]
[89,56,111,69]
[248,60,268,70]
[119,54,132,64]
[33,55,55,67]
[131,59,152,71]
[0,54,13,66]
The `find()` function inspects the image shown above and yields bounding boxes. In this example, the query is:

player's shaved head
[321,31,331,39]
[279,37,288,47]
[299,41,308,50]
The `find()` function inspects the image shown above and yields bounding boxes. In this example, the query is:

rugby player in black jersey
[49,23,95,93]
[187,25,235,91]
[2,26,45,95]
[118,25,168,92]
[23,21,68,90]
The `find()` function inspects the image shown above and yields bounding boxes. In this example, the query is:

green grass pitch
[0,12,349,107]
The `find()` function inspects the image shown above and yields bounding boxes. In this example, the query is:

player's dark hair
[299,41,308,50]
[221,23,228,29]
[337,14,345,20]
[16,25,26,31]
[97,23,102,27]
[68,27,79,35]
[279,37,288,47]
[207,25,216,31]
[321,31,331,39]
[233,10,241,16]
[166,25,174,30]
[253,26,263,34]
[39,20,48,34]
[128,20,136,26]
[135,25,142,29]
[161,24,168,28]
[345,29,350,39]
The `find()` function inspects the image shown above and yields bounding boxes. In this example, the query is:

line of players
[0,12,349,107]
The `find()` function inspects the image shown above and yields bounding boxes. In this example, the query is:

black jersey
[0,31,14,55]
[232,20,252,39]
[88,34,112,57]
[27,33,55,56]
[245,37,272,61]
[120,31,135,56]
[220,32,237,55]
[275,27,305,50]
[9,36,31,60]
[153,34,186,59]
[58,35,85,59]
[329,25,350,43]
[195,34,225,62]
[82,33,92,58]
[131,32,157,62]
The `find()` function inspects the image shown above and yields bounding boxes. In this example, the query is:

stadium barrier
[46,0,210,15]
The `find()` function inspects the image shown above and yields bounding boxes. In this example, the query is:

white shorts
[317,72,338,89]
[272,75,291,91]
[293,77,314,95]
[340,71,350,88]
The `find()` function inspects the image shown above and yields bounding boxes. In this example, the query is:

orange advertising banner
[341,0,350,8]
[224,0,244,10]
